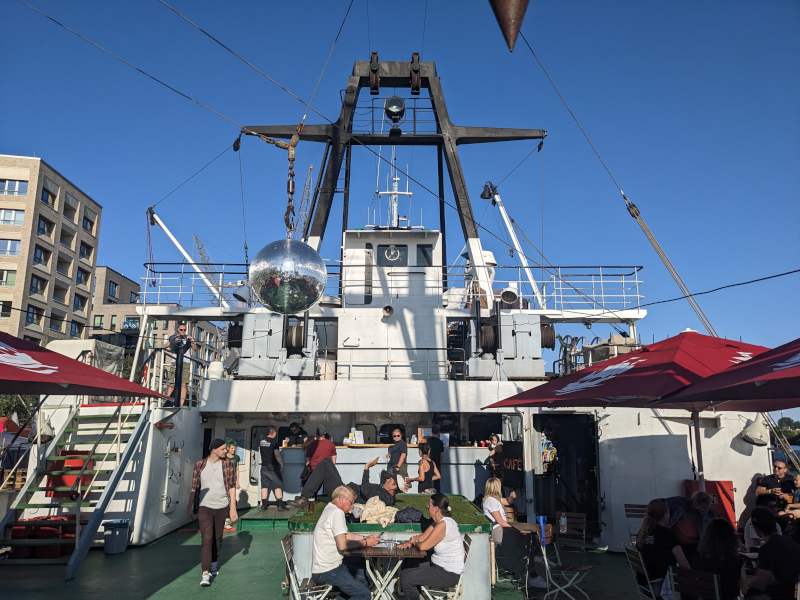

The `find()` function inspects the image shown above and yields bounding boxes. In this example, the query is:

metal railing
[333,346,466,381]
[141,261,643,314]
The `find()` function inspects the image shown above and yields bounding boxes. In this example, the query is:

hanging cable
[233,135,249,266]
[519,31,718,335]
[365,0,372,53]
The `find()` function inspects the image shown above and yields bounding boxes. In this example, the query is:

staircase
[0,402,150,578]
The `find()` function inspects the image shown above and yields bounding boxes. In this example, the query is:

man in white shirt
[311,486,379,599]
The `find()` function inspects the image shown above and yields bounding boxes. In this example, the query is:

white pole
[492,193,547,309]
[148,208,230,309]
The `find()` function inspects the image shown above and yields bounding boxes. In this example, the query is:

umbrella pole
[692,410,706,493]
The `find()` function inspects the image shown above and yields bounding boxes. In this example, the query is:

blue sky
[3,1,799,410]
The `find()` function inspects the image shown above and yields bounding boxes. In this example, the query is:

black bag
[395,507,423,523]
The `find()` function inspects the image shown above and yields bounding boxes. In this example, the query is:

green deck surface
[289,494,491,533]
[1,514,638,599]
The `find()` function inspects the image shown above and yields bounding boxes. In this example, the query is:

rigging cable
[234,136,249,267]
[365,0,372,53]
[519,31,718,336]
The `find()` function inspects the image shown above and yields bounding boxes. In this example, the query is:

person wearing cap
[189,438,238,587]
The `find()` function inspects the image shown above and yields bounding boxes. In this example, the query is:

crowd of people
[635,460,800,600]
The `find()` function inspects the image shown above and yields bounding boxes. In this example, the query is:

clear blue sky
[3,1,799,409]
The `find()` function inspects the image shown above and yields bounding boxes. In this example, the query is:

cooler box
[684,479,736,527]
[103,519,130,555]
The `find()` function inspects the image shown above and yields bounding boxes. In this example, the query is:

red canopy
[0,332,162,397]
[657,336,800,412]
[484,331,767,410]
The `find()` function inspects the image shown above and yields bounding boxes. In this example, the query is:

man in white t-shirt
[311,486,379,599]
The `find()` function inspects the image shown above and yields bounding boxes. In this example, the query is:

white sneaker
[200,571,211,587]
[210,562,219,578]
[528,575,548,589]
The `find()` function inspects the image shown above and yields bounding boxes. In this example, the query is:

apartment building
[89,266,223,374]
[0,155,101,345]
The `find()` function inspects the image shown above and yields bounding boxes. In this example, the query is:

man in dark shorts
[756,460,794,505]
[259,426,287,510]
[427,426,445,492]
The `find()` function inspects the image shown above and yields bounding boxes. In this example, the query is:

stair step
[46,454,109,461]
[15,501,93,508]
[0,538,76,546]
[76,414,140,421]
[10,519,88,527]
[45,469,114,475]
[64,427,135,433]
[38,485,105,492]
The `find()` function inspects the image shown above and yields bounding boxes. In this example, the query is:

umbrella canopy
[484,331,767,410]
[658,336,800,412]
[0,332,161,397]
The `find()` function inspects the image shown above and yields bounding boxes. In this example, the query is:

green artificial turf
[288,494,490,533]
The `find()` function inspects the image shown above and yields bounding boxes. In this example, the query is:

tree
[777,416,797,429]
[0,394,37,422]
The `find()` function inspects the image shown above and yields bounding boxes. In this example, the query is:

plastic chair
[671,566,720,600]
[420,535,472,600]
[281,535,334,600]
[624,504,648,546]
[555,512,588,553]
[537,527,591,600]
[624,545,662,600]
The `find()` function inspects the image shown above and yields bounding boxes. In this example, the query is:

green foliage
[0,394,37,421]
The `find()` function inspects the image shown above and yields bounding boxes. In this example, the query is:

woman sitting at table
[691,518,741,600]
[636,498,690,583]
[482,477,512,545]
[397,494,464,600]
[406,443,441,494]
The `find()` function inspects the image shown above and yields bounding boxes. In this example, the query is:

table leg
[366,557,404,600]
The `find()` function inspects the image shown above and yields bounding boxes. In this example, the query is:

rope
[236,138,249,266]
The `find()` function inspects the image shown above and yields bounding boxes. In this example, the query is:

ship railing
[352,96,438,136]
[140,261,643,314]
[333,346,465,381]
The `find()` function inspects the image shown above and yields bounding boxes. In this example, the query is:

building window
[56,255,72,277]
[129,291,138,304]
[72,293,87,313]
[76,267,90,286]
[0,209,24,225]
[25,304,43,326]
[0,239,21,256]
[29,274,47,296]
[70,320,84,337]
[63,194,78,222]
[40,187,56,209]
[0,179,28,196]
[82,209,96,235]
[122,316,139,330]
[52,283,68,304]
[33,245,51,267]
[108,280,119,298]
[377,244,408,267]
[50,311,65,333]
[37,216,55,237]
[110,314,117,330]
[0,269,16,287]
[59,227,75,250]
[93,314,103,328]
[0,301,11,317]
[79,242,93,262]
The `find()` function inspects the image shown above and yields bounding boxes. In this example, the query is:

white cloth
[199,460,229,509]
[431,517,464,575]
[482,496,504,529]
[312,502,348,574]
[360,496,398,527]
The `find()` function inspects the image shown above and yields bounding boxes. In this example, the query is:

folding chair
[624,504,648,545]
[537,528,591,600]
[420,535,472,600]
[281,535,334,600]
[555,512,587,553]
[624,545,662,600]
[671,566,720,600]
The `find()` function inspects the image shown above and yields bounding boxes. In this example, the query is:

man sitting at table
[292,456,400,507]
[755,460,794,505]
[743,507,800,600]
[311,486,380,600]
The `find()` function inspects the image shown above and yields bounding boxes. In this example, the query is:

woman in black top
[407,443,441,493]
[692,518,741,600]
[636,498,690,582]
[388,428,408,477]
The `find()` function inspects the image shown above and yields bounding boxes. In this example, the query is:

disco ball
[249,239,327,314]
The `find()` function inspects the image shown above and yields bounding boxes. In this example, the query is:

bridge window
[377,244,407,267]
[416,244,433,267]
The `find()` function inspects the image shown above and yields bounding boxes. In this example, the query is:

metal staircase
[0,402,150,579]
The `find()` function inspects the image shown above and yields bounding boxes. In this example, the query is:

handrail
[66,408,151,580]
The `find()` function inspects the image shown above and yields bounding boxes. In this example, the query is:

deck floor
[2,520,638,599]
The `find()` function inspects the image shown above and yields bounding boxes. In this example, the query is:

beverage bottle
[559,513,568,534]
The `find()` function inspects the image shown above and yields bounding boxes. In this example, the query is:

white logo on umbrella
[730,351,755,364]
[555,357,647,396]
[772,351,800,372]
[0,341,58,375]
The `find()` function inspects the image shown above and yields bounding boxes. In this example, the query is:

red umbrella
[484,331,767,410]
[658,336,800,412]
[0,332,161,397]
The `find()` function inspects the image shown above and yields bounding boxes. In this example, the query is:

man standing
[285,422,308,447]
[259,426,287,511]
[188,438,238,587]
[307,432,337,471]
[166,322,196,407]
[756,460,794,504]
[312,486,379,599]
[427,426,445,492]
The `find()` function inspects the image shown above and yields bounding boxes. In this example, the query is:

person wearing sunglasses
[166,321,197,407]
[387,428,408,482]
